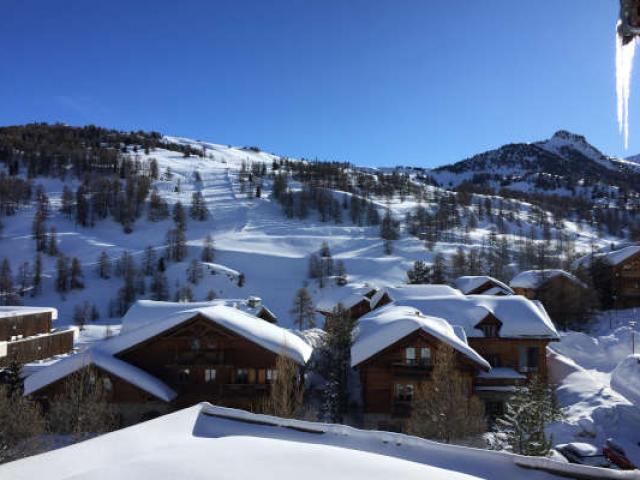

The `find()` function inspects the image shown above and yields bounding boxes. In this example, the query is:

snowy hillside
[429,130,640,202]
[0,125,628,341]
[2,402,632,480]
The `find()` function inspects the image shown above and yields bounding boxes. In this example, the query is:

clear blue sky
[0,1,629,167]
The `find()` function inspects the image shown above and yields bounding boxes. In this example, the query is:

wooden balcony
[391,362,433,378]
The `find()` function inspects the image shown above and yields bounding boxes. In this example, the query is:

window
[485,354,502,368]
[191,338,201,352]
[235,369,249,384]
[405,347,416,365]
[266,369,278,383]
[394,383,414,402]
[480,324,498,337]
[405,346,431,366]
[204,369,216,382]
[518,346,539,372]
[485,401,504,418]
[419,347,431,366]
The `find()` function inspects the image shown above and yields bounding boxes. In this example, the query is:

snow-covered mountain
[429,130,640,198]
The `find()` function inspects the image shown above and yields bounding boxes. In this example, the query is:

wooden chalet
[453,276,514,296]
[353,292,559,426]
[24,302,311,424]
[0,307,74,367]
[576,246,640,308]
[316,286,392,321]
[351,305,490,431]
[509,269,586,301]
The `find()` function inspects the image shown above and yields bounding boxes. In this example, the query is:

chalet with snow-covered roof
[24,301,311,423]
[352,304,490,430]
[453,276,514,296]
[575,245,640,308]
[316,286,392,321]
[509,269,586,301]
[0,306,75,367]
[361,292,559,421]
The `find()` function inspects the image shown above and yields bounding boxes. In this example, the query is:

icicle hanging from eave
[616,21,637,149]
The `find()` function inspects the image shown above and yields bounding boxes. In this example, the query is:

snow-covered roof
[0,306,58,321]
[121,299,276,334]
[387,284,464,300]
[315,285,383,313]
[509,269,585,290]
[351,305,490,369]
[1,402,592,480]
[453,276,514,295]
[575,245,640,269]
[389,295,559,340]
[23,349,177,401]
[117,302,311,364]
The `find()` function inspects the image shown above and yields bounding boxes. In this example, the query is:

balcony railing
[391,362,433,377]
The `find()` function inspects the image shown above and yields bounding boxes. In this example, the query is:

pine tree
[55,254,69,293]
[150,270,169,301]
[493,375,563,456]
[60,185,74,217]
[186,259,204,285]
[32,253,42,296]
[31,211,47,252]
[335,260,347,286]
[320,304,356,423]
[406,345,485,442]
[380,208,399,255]
[46,226,58,256]
[290,287,316,329]
[165,228,187,262]
[201,234,215,262]
[190,191,209,220]
[70,258,84,290]
[431,252,448,283]
[16,262,30,297]
[172,201,187,231]
[138,246,154,276]
[451,247,467,279]
[96,251,111,279]
[147,188,169,221]
[406,260,431,284]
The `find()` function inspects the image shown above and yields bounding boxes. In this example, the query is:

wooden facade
[0,309,74,367]
[611,251,640,308]
[0,329,74,367]
[26,310,307,426]
[512,275,581,301]
[0,311,53,341]
[356,329,480,430]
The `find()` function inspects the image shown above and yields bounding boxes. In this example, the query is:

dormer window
[480,324,499,337]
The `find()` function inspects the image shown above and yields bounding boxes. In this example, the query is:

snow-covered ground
[4,402,635,480]
[547,309,640,466]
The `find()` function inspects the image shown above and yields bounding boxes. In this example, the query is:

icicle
[616,21,637,149]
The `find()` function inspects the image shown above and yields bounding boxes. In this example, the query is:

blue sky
[0,1,628,167]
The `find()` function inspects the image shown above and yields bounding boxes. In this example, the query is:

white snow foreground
[2,402,633,480]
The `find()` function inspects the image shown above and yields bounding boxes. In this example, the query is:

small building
[316,286,392,321]
[352,305,490,431]
[0,306,75,367]
[365,293,559,420]
[575,245,640,308]
[509,269,585,300]
[24,301,311,424]
[453,276,514,296]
